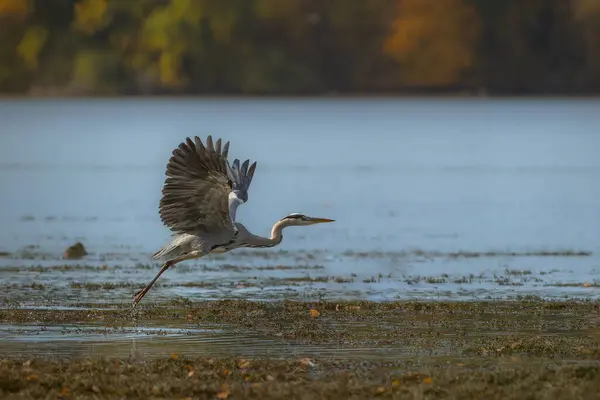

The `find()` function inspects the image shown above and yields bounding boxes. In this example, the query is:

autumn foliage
[384,0,481,87]
[1,0,599,95]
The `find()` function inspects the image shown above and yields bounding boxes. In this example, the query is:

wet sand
[1,299,600,399]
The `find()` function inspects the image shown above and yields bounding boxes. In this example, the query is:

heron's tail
[152,241,184,260]
[152,234,200,260]
[152,248,168,260]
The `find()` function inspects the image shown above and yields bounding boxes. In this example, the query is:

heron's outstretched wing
[158,136,257,240]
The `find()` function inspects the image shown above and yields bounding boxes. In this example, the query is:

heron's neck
[269,219,289,244]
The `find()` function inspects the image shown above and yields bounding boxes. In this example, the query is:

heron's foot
[131,260,174,310]
[131,288,145,309]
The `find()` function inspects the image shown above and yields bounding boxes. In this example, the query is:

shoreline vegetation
[3,93,600,100]
[3,1,600,97]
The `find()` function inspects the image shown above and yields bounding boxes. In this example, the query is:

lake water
[0,98,599,304]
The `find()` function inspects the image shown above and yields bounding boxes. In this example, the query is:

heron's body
[132,136,334,307]
[151,221,280,259]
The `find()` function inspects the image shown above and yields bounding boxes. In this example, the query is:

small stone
[63,242,88,259]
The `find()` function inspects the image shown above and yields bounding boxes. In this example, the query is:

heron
[132,135,335,307]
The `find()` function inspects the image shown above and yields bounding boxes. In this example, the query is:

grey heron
[132,135,334,307]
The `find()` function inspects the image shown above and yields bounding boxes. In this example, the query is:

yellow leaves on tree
[70,51,100,90]
[0,0,29,20]
[139,0,202,89]
[159,52,186,87]
[17,26,47,70]
[142,0,201,52]
[384,0,481,87]
[73,0,110,35]
[142,7,173,52]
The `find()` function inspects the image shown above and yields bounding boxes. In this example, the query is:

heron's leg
[131,251,203,308]
[131,262,171,308]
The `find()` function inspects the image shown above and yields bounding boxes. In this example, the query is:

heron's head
[280,212,335,226]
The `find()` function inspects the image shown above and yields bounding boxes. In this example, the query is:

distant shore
[2,92,600,101]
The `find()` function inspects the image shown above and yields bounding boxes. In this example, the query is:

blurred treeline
[2,0,600,96]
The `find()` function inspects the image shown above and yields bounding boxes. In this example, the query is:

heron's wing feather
[227,157,258,221]
[159,136,257,239]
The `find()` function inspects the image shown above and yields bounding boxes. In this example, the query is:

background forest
[2,0,600,95]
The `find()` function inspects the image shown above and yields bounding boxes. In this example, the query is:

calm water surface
[0,98,599,303]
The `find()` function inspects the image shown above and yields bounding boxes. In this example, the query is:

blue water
[0,98,599,303]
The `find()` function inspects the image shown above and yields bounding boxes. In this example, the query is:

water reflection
[0,322,413,360]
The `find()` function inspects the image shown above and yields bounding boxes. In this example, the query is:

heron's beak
[309,217,335,224]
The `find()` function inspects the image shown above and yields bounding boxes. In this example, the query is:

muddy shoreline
[2,357,599,399]
[1,300,600,398]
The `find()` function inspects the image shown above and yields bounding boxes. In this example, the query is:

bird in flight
[132,135,335,307]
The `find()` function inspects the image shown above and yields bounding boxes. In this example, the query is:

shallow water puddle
[0,322,414,360]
